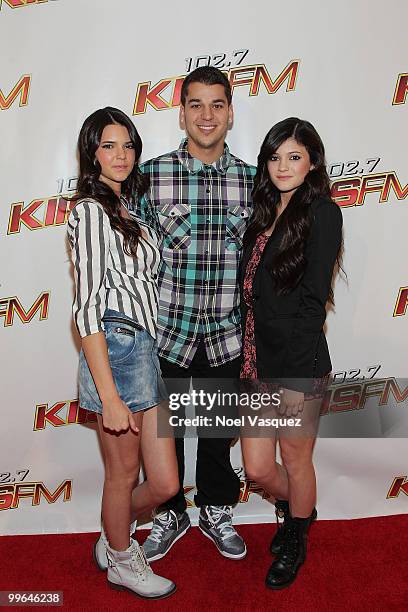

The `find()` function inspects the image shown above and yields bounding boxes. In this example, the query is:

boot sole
[265,578,298,590]
[198,525,247,560]
[144,522,191,563]
[108,580,177,600]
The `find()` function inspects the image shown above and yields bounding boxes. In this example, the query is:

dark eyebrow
[288,150,303,154]
[187,98,226,104]
[100,140,133,144]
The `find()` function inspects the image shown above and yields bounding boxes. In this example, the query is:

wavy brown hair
[75,107,149,256]
[246,117,339,300]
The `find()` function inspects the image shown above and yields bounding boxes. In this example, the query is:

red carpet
[1,515,407,611]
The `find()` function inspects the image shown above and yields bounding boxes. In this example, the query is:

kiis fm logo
[7,196,74,235]
[0,75,30,111]
[387,476,408,499]
[394,287,408,317]
[34,400,97,430]
[183,477,269,507]
[330,156,407,207]
[0,292,49,327]
[0,480,72,511]
[392,73,408,105]
[0,0,56,9]
[320,377,408,414]
[133,58,299,115]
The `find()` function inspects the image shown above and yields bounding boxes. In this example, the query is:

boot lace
[130,543,152,580]
[206,506,236,541]
[279,522,301,565]
[148,510,176,544]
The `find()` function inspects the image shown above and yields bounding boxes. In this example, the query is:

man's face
[180,82,233,155]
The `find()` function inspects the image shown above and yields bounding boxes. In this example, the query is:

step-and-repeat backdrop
[1,0,407,535]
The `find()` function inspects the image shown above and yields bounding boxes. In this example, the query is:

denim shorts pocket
[104,322,138,365]
[157,201,191,250]
[226,205,251,251]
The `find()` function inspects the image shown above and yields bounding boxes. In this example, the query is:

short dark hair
[181,66,232,106]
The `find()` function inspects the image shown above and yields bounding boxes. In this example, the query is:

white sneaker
[93,521,136,571]
[106,539,176,599]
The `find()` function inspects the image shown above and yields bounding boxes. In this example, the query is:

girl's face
[267,137,314,196]
[95,123,136,193]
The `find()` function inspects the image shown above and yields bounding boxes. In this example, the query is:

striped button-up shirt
[67,199,160,338]
[134,139,256,368]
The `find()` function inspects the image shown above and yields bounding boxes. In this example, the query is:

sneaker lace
[148,510,176,544]
[206,506,236,541]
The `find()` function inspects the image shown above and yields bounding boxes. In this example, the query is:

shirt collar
[177,138,232,175]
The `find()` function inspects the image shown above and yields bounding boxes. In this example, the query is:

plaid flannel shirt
[134,139,256,368]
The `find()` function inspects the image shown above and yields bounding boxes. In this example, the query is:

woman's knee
[104,460,140,489]
[149,475,180,505]
[280,440,313,475]
[244,458,277,485]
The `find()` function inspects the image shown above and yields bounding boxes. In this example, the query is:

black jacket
[240,198,343,383]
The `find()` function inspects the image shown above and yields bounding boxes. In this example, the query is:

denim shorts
[78,309,168,415]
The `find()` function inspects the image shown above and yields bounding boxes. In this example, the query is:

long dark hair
[246,117,336,297]
[75,107,149,256]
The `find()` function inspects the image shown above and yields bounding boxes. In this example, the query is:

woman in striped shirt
[67,107,178,600]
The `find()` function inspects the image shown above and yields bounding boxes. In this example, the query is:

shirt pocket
[226,205,251,251]
[157,201,191,250]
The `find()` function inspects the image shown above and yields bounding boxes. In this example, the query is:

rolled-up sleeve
[68,201,110,337]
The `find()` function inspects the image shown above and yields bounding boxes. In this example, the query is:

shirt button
[206,218,210,223]
[206,188,210,193]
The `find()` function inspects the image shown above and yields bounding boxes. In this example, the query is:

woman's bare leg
[279,436,316,517]
[240,435,289,500]
[130,404,179,519]
[97,412,143,550]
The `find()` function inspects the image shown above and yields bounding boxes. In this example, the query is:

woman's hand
[277,388,305,417]
[102,395,139,434]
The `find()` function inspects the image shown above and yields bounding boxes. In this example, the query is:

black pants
[160,341,241,513]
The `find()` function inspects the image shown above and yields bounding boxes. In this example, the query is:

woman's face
[95,123,136,193]
[267,137,313,196]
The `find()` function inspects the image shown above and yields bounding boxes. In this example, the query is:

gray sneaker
[142,509,190,562]
[199,505,247,560]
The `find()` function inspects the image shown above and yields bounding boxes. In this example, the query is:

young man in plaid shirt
[139,67,256,561]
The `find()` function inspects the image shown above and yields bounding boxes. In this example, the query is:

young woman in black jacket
[240,117,343,589]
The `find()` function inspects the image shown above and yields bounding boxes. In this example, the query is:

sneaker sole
[144,521,191,563]
[108,580,177,600]
[198,525,247,560]
[93,539,107,572]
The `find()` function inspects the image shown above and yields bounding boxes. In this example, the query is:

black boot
[269,500,290,555]
[270,502,317,555]
[265,513,314,590]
